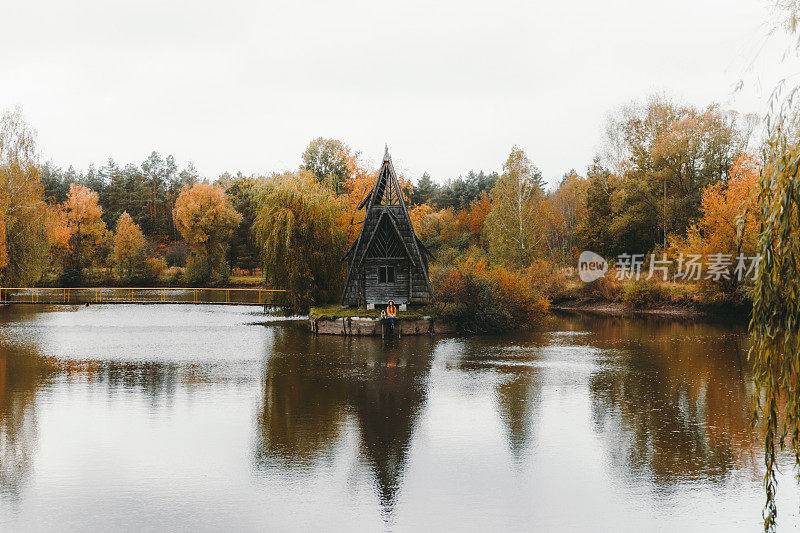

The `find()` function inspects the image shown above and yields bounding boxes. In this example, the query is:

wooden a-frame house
[342,147,434,307]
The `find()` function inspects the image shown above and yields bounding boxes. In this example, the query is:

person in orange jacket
[386,300,397,332]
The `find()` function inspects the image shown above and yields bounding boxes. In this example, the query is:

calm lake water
[0,304,798,532]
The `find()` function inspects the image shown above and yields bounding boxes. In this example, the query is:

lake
[0,304,798,531]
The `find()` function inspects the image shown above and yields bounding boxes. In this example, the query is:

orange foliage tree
[55,183,108,283]
[684,153,760,260]
[341,152,377,244]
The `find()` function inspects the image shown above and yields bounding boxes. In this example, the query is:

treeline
[0,94,761,314]
[410,95,759,295]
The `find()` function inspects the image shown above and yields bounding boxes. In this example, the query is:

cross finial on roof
[383,143,390,161]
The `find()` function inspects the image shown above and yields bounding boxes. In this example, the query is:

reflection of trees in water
[0,344,55,502]
[496,370,540,458]
[89,362,180,405]
[451,335,547,459]
[254,325,435,516]
[579,316,758,484]
[254,329,350,467]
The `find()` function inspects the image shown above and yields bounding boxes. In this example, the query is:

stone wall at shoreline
[308,316,455,336]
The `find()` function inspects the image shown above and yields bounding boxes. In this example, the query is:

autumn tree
[55,183,108,284]
[0,107,50,285]
[682,154,760,258]
[484,146,546,267]
[545,170,589,264]
[112,212,149,282]
[576,158,618,257]
[173,183,241,284]
[300,137,351,195]
[603,96,756,253]
[341,151,378,244]
[252,171,347,312]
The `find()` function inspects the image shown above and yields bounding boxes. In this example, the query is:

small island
[308,305,454,336]
[311,147,446,336]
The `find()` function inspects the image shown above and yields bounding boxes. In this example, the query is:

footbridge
[0,287,286,306]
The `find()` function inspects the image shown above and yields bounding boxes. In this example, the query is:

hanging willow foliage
[751,86,800,531]
[750,4,800,530]
[251,171,347,312]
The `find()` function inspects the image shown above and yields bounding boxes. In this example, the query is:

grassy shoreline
[549,277,752,320]
[309,304,442,321]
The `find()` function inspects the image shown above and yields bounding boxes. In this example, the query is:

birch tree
[0,108,49,285]
[484,146,546,267]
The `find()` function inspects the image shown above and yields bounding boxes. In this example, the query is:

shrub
[581,274,620,301]
[143,257,166,283]
[431,258,548,333]
[696,281,751,309]
[525,259,568,298]
[621,280,667,308]
[165,241,188,267]
[162,266,184,286]
[185,254,211,285]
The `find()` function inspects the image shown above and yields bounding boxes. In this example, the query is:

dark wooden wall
[342,199,433,307]
[364,258,410,304]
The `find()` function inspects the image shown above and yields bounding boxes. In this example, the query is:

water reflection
[256,325,436,516]
[567,315,759,483]
[0,305,796,531]
[0,344,53,501]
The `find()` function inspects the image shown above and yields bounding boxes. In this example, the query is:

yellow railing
[0,287,286,305]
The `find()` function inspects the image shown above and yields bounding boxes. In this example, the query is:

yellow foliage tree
[173,183,242,284]
[112,212,149,281]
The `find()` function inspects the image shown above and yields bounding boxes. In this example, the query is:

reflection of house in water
[254,327,435,517]
[348,345,427,514]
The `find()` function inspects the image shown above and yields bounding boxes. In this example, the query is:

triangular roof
[362,211,412,259]
[341,147,433,305]
[357,146,408,211]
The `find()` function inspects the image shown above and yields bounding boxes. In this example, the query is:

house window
[378,266,395,284]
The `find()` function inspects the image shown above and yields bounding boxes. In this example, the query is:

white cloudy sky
[1,0,795,187]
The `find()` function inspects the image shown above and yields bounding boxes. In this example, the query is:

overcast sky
[1,0,794,188]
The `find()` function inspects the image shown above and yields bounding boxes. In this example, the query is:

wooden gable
[341,146,434,307]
